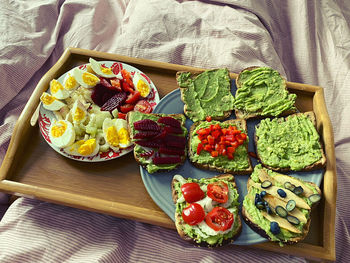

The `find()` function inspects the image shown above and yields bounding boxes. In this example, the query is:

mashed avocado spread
[234,67,296,117]
[178,69,234,122]
[255,114,323,170]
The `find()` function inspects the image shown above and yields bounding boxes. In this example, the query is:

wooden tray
[0,47,336,261]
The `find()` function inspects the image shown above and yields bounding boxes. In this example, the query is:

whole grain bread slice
[188,119,253,175]
[171,174,242,247]
[234,66,297,119]
[254,111,327,172]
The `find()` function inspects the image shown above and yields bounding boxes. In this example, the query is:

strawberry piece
[157,116,181,128]
[134,130,161,139]
[152,156,182,165]
[135,139,161,148]
[100,91,127,111]
[159,146,185,156]
[164,125,183,134]
[134,119,161,131]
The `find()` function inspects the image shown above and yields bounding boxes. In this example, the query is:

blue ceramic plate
[140,82,324,245]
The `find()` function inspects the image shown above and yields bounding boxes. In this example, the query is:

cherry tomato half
[207,182,229,203]
[134,99,152,113]
[182,203,205,225]
[181,182,205,203]
[120,103,135,113]
[205,207,234,231]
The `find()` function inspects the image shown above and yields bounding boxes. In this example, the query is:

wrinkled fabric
[0,0,349,262]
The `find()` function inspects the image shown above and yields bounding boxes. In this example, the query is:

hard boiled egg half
[89,58,116,78]
[63,70,79,92]
[72,67,100,89]
[133,72,151,97]
[49,120,75,148]
[50,79,70,99]
[40,92,66,111]
[70,100,88,124]
[64,138,99,157]
[102,118,132,150]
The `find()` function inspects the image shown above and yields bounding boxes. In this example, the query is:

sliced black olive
[277,189,287,198]
[286,200,296,212]
[270,221,280,235]
[284,182,295,192]
[308,194,321,204]
[287,215,300,225]
[260,190,267,198]
[293,186,304,195]
[261,180,272,189]
[275,205,288,218]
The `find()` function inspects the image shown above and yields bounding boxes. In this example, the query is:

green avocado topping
[174,176,240,245]
[190,121,250,171]
[128,111,187,173]
[178,69,234,122]
[255,114,323,170]
[234,67,296,117]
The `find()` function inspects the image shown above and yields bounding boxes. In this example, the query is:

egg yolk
[118,128,130,145]
[41,93,55,105]
[73,107,85,122]
[51,121,67,138]
[82,72,99,86]
[65,75,77,90]
[106,126,119,147]
[50,80,64,94]
[101,66,113,75]
[136,80,150,97]
[77,139,96,156]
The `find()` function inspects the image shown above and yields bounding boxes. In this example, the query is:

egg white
[50,79,70,100]
[70,100,87,124]
[64,138,99,157]
[40,92,66,111]
[72,68,100,89]
[89,58,116,78]
[63,70,79,92]
[49,120,75,148]
[115,118,132,148]
[102,118,120,152]
[133,72,151,97]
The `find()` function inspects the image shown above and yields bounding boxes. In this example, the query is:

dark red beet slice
[164,125,183,134]
[152,156,182,165]
[91,84,117,107]
[159,146,185,156]
[140,150,154,158]
[134,130,160,139]
[157,116,181,128]
[163,134,186,148]
[101,91,127,111]
[135,139,161,148]
[134,119,161,131]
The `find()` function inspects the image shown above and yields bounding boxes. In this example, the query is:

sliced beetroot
[164,125,183,135]
[157,116,181,128]
[163,134,186,149]
[152,156,182,165]
[134,130,160,139]
[134,119,161,131]
[135,139,161,148]
[159,146,185,156]
[99,77,113,89]
[140,150,154,158]
[91,84,117,107]
[101,91,127,111]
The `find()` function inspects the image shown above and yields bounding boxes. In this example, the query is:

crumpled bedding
[0,0,349,262]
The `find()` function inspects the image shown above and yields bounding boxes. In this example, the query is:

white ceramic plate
[39,61,160,162]
[140,87,324,245]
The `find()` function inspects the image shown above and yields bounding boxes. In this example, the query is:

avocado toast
[234,66,297,119]
[188,119,253,174]
[242,165,322,245]
[126,111,187,173]
[171,173,242,247]
[176,68,235,122]
[254,111,327,172]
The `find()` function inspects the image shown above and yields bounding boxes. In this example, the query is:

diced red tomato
[118,112,126,119]
[125,91,140,104]
[122,81,134,93]
[197,143,203,155]
[206,116,212,122]
[121,69,134,88]
[211,150,219,157]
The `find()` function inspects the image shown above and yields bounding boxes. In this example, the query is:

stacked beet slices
[133,116,186,165]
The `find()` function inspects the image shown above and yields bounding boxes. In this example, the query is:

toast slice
[176,68,234,122]
[254,111,327,172]
[188,119,252,174]
[126,111,187,173]
[171,173,242,247]
[242,164,322,245]
[234,66,297,119]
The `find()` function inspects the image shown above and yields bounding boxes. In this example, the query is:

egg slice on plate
[72,67,100,89]
[50,79,70,99]
[133,72,151,97]
[63,70,79,92]
[70,100,88,124]
[49,120,76,148]
[64,138,99,157]
[40,92,66,111]
[89,58,116,78]
[115,118,132,148]
[102,118,120,152]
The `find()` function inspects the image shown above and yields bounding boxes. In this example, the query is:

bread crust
[234,66,297,119]
[254,111,327,172]
[171,174,242,247]
[126,112,187,173]
[176,70,232,122]
[187,119,253,175]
